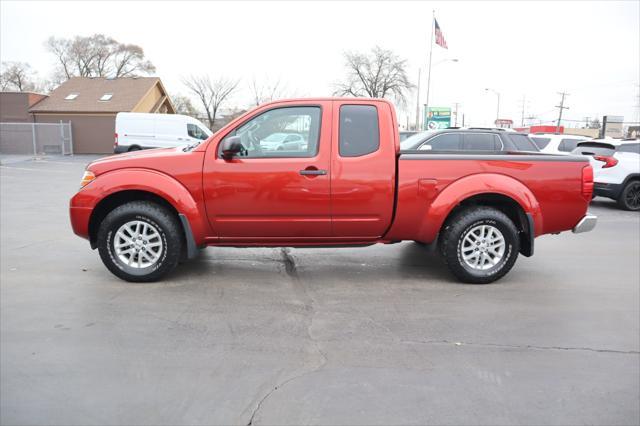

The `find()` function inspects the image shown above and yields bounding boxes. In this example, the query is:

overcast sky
[1,0,638,128]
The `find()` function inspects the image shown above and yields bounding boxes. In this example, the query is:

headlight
[79,170,96,188]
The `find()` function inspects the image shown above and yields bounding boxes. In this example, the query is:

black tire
[617,180,640,211]
[97,201,182,282]
[128,146,141,152]
[439,207,520,284]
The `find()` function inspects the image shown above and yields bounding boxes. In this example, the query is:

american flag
[434,19,448,49]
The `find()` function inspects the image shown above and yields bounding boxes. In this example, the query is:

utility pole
[414,68,421,131]
[555,91,570,133]
[584,117,590,129]
[453,102,460,127]
[519,95,526,127]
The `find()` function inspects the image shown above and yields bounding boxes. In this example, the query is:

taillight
[114,132,118,148]
[582,165,594,198]
[593,155,618,168]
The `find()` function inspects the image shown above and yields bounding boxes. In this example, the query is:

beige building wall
[34,113,116,154]
[133,85,163,113]
[563,128,599,138]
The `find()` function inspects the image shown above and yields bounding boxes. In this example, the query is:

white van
[114,113,212,153]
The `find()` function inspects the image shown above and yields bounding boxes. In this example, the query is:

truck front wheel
[439,207,520,284]
[97,201,183,282]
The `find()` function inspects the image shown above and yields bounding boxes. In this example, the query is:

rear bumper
[572,213,597,234]
[594,182,623,200]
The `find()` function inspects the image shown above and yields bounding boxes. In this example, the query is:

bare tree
[45,34,155,79]
[0,62,37,91]
[171,93,199,117]
[250,76,286,106]
[112,43,155,77]
[335,46,413,104]
[182,75,239,129]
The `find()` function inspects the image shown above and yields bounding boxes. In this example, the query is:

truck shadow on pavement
[166,242,470,285]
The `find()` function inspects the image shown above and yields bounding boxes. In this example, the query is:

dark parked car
[399,131,418,142]
[400,128,540,152]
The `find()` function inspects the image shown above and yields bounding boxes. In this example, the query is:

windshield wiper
[182,141,202,152]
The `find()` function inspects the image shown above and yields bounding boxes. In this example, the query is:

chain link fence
[0,122,73,156]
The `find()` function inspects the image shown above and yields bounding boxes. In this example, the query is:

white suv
[529,133,590,154]
[573,140,640,210]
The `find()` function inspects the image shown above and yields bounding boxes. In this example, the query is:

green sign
[424,107,451,130]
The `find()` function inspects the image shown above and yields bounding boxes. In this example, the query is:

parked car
[400,128,539,152]
[573,140,640,210]
[71,98,595,284]
[399,131,418,142]
[259,132,306,151]
[114,112,212,153]
[529,133,590,154]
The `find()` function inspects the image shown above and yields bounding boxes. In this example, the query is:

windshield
[400,130,436,150]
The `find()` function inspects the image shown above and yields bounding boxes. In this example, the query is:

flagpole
[424,9,435,131]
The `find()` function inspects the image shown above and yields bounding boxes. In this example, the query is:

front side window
[339,105,380,157]
[187,123,209,140]
[400,130,435,150]
[422,133,461,150]
[463,133,501,151]
[219,106,320,158]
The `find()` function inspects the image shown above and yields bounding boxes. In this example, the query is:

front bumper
[572,213,597,234]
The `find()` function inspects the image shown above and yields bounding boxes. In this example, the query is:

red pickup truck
[70,98,596,284]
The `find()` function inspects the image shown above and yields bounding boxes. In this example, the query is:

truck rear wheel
[439,207,520,284]
[97,201,182,282]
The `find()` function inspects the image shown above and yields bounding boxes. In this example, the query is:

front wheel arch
[89,190,182,249]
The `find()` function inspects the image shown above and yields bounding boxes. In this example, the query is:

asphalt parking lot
[1,155,639,425]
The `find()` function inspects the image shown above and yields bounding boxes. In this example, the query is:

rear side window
[558,138,582,152]
[531,137,551,149]
[339,105,380,157]
[617,143,640,154]
[423,133,461,150]
[463,134,501,151]
[506,134,539,151]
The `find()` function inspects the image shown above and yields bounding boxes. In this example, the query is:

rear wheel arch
[441,193,534,257]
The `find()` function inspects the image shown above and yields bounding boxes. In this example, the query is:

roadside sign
[603,115,624,138]
[425,107,451,130]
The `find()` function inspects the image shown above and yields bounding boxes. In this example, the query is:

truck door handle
[299,167,327,176]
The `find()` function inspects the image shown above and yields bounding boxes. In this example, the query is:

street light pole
[485,88,500,124]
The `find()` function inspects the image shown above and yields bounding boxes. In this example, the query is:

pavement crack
[402,339,639,355]
[280,247,298,277]
[244,248,328,425]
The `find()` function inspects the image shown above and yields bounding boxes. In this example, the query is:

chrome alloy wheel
[113,220,163,268]
[460,224,506,270]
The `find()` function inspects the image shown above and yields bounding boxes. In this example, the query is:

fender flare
[417,173,544,243]
[78,168,209,247]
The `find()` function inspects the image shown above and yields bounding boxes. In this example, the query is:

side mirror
[221,136,244,159]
